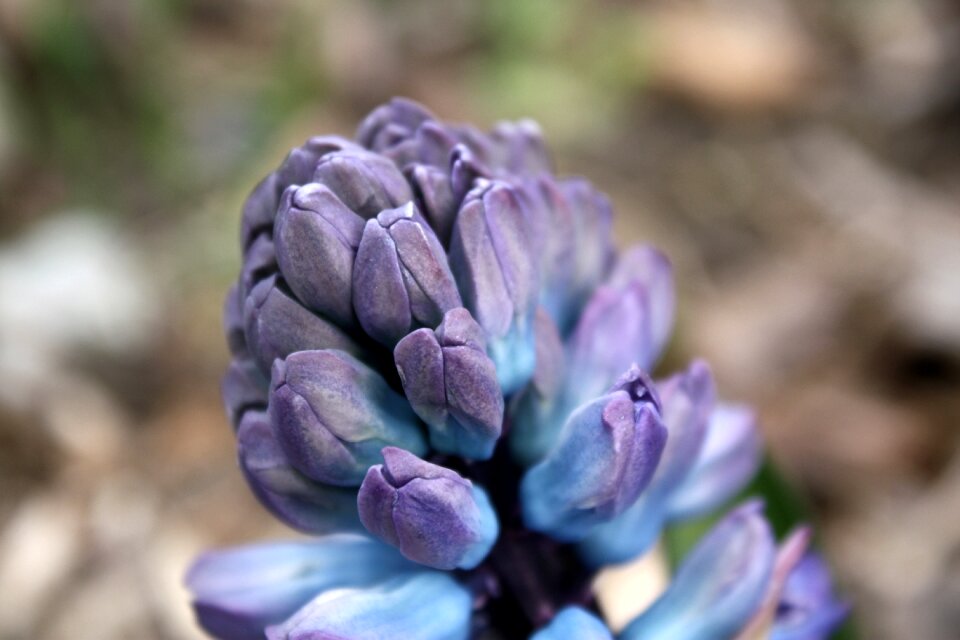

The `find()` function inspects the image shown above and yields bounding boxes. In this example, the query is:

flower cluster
[191,98,847,639]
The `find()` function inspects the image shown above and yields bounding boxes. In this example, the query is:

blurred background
[0,0,958,638]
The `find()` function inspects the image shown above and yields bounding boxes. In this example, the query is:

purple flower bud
[266,572,472,640]
[648,360,716,492]
[567,245,674,397]
[224,283,247,356]
[607,245,674,361]
[394,308,504,460]
[580,360,716,564]
[521,366,667,541]
[236,411,363,535]
[405,145,487,246]
[186,537,415,640]
[276,136,364,193]
[620,501,776,640]
[771,551,849,640]
[243,275,361,373]
[358,447,499,570]
[560,179,614,326]
[274,183,365,327]
[508,308,568,466]
[734,527,812,640]
[269,350,427,486]
[312,149,412,219]
[406,164,458,245]
[240,233,277,300]
[241,173,281,254]
[241,136,360,251]
[489,119,552,176]
[530,607,613,640]
[667,404,762,522]
[449,180,538,393]
[222,358,268,430]
[353,203,463,346]
[356,97,437,152]
[514,177,575,326]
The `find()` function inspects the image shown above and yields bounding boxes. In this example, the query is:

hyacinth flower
[188,98,847,639]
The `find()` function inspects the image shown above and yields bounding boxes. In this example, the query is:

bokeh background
[1,0,958,638]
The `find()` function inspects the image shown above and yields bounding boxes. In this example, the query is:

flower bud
[770,551,848,640]
[358,448,498,570]
[240,233,277,300]
[222,358,268,430]
[508,308,567,466]
[224,283,247,357]
[236,411,362,535]
[186,536,414,640]
[356,97,437,152]
[265,572,472,640]
[394,308,504,460]
[406,164,457,245]
[620,501,775,640]
[560,178,614,329]
[243,276,361,373]
[241,173,281,253]
[521,366,667,542]
[312,149,412,219]
[274,183,365,327]
[734,528,812,640]
[353,203,462,346]
[667,404,762,522]
[567,247,673,399]
[531,607,613,640]
[607,245,674,363]
[449,181,538,393]
[489,119,552,176]
[405,145,487,246]
[241,136,360,251]
[580,360,716,565]
[514,177,575,328]
[269,350,427,486]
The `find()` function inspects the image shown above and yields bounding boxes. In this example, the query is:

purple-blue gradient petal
[242,275,361,373]
[394,307,504,459]
[620,501,776,640]
[185,535,415,640]
[529,607,614,640]
[266,571,472,640]
[269,350,427,486]
[521,366,667,541]
[580,360,716,565]
[772,552,850,640]
[667,403,762,522]
[274,183,365,328]
[353,202,462,346]
[236,410,363,535]
[448,180,538,394]
[358,447,498,570]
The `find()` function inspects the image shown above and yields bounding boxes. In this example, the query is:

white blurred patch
[0,213,157,399]
[593,543,669,633]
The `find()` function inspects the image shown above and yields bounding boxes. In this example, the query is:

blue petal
[530,607,613,640]
[266,572,472,640]
[772,552,849,640]
[666,403,762,522]
[620,502,776,640]
[521,368,666,541]
[185,535,415,640]
[579,361,715,565]
[488,311,537,395]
